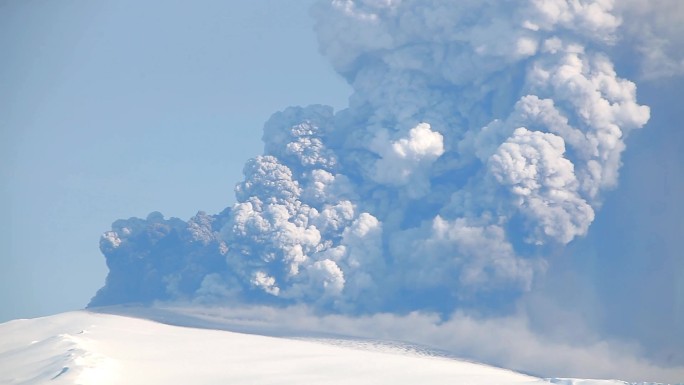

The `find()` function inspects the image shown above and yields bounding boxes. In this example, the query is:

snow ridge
[2,309,679,385]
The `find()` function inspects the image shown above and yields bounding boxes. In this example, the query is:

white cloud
[490,128,594,244]
[370,123,444,198]
[615,0,684,79]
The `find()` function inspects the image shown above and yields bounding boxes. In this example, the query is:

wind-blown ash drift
[91,0,651,314]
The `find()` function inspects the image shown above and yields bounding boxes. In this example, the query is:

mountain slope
[0,311,661,385]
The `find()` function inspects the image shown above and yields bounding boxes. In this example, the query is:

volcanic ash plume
[90,0,650,314]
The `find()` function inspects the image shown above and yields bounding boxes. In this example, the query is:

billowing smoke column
[90,0,650,314]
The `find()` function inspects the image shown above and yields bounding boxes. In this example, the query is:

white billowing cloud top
[370,123,444,197]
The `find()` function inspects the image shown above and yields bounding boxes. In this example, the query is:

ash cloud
[91,211,228,306]
[614,0,684,80]
[89,0,683,377]
[92,0,650,310]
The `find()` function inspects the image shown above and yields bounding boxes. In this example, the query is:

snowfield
[0,310,669,385]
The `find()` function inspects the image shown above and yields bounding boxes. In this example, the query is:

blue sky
[0,0,350,322]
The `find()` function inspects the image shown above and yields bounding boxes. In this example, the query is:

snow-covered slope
[0,311,664,385]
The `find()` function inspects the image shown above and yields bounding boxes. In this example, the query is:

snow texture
[0,311,544,385]
[1,310,678,385]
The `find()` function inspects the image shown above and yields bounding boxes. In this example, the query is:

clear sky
[0,0,350,322]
